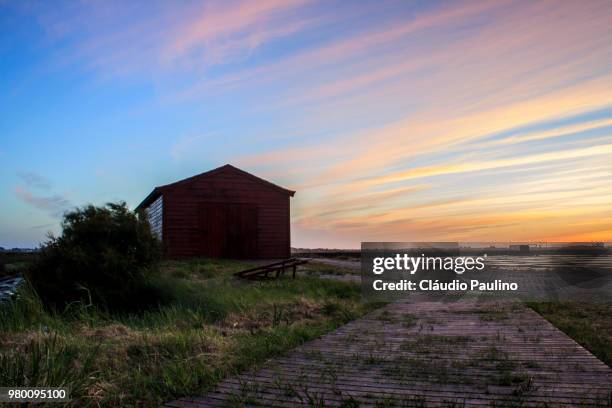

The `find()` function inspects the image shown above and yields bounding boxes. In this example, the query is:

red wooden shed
[135,164,295,259]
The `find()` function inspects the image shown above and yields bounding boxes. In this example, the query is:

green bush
[27,202,161,311]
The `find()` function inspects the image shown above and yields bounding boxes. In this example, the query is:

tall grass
[0,282,53,332]
[0,334,100,404]
[0,258,373,406]
[0,281,112,333]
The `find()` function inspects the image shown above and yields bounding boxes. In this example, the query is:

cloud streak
[22,0,320,78]
[14,187,73,218]
[164,0,313,67]
[5,0,612,247]
[16,171,52,190]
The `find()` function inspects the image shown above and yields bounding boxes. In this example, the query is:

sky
[1,0,612,249]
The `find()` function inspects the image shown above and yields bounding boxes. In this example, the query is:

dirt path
[164,295,612,407]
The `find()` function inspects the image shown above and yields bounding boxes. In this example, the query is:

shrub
[27,202,161,311]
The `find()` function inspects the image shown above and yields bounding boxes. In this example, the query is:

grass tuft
[0,333,99,404]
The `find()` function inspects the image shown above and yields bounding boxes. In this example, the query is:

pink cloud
[165,0,313,67]
[28,0,318,78]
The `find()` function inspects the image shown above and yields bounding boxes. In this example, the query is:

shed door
[199,203,258,259]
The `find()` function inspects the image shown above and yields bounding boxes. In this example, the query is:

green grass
[0,258,376,407]
[299,260,360,276]
[527,301,612,366]
[0,334,100,395]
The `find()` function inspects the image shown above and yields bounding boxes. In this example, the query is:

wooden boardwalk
[164,296,612,407]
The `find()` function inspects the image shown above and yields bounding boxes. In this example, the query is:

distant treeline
[292,249,360,259]
[0,251,38,265]
[0,252,38,278]
[292,246,610,258]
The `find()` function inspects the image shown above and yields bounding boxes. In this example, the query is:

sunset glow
[2,0,612,248]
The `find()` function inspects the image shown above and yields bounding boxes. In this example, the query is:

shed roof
[135,164,295,211]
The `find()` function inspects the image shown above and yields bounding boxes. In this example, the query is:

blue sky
[2,0,612,248]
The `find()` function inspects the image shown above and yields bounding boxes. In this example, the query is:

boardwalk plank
[163,297,612,407]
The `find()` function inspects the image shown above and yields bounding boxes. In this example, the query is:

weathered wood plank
[163,296,612,407]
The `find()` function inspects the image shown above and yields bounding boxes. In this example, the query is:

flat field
[0,258,374,407]
[1,257,610,406]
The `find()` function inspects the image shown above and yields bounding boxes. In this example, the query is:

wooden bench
[234,258,308,280]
